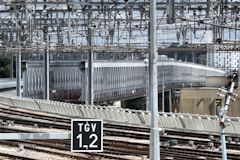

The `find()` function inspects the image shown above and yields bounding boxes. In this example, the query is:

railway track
[0,103,239,159]
[1,135,239,160]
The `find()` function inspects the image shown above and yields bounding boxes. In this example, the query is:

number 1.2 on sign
[71,119,103,152]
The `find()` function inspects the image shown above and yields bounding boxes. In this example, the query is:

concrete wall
[180,88,240,117]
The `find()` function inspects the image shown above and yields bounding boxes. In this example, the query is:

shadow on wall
[180,88,240,117]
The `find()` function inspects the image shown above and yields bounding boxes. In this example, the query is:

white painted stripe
[0,132,70,140]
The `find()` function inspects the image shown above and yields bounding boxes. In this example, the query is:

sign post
[217,71,238,160]
[71,119,103,152]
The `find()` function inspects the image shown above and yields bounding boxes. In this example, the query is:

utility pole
[149,0,160,159]
[217,71,238,160]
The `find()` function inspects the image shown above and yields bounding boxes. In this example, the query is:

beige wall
[180,88,240,117]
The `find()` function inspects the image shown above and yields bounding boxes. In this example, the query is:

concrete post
[149,0,160,159]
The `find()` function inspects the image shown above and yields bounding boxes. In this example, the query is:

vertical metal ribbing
[16,47,21,97]
[10,53,14,79]
[87,29,94,105]
[16,9,21,97]
[23,69,28,97]
[87,0,94,105]
[88,48,94,105]
[43,48,49,100]
[144,60,149,111]
[169,90,172,112]
[162,62,165,112]
[149,0,160,159]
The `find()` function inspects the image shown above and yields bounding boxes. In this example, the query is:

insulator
[217,93,225,97]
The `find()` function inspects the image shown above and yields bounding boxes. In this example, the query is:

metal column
[219,82,235,160]
[88,44,94,105]
[16,10,21,97]
[217,71,238,160]
[43,0,49,100]
[23,70,28,97]
[16,47,21,97]
[206,0,211,18]
[144,59,149,111]
[221,127,227,160]
[166,0,175,24]
[87,11,94,105]
[162,62,165,112]
[10,53,14,79]
[169,90,172,112]
[43,47,49,100]
[149,0,160,159]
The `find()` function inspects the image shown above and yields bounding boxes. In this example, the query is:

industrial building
[207,45,240,73]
